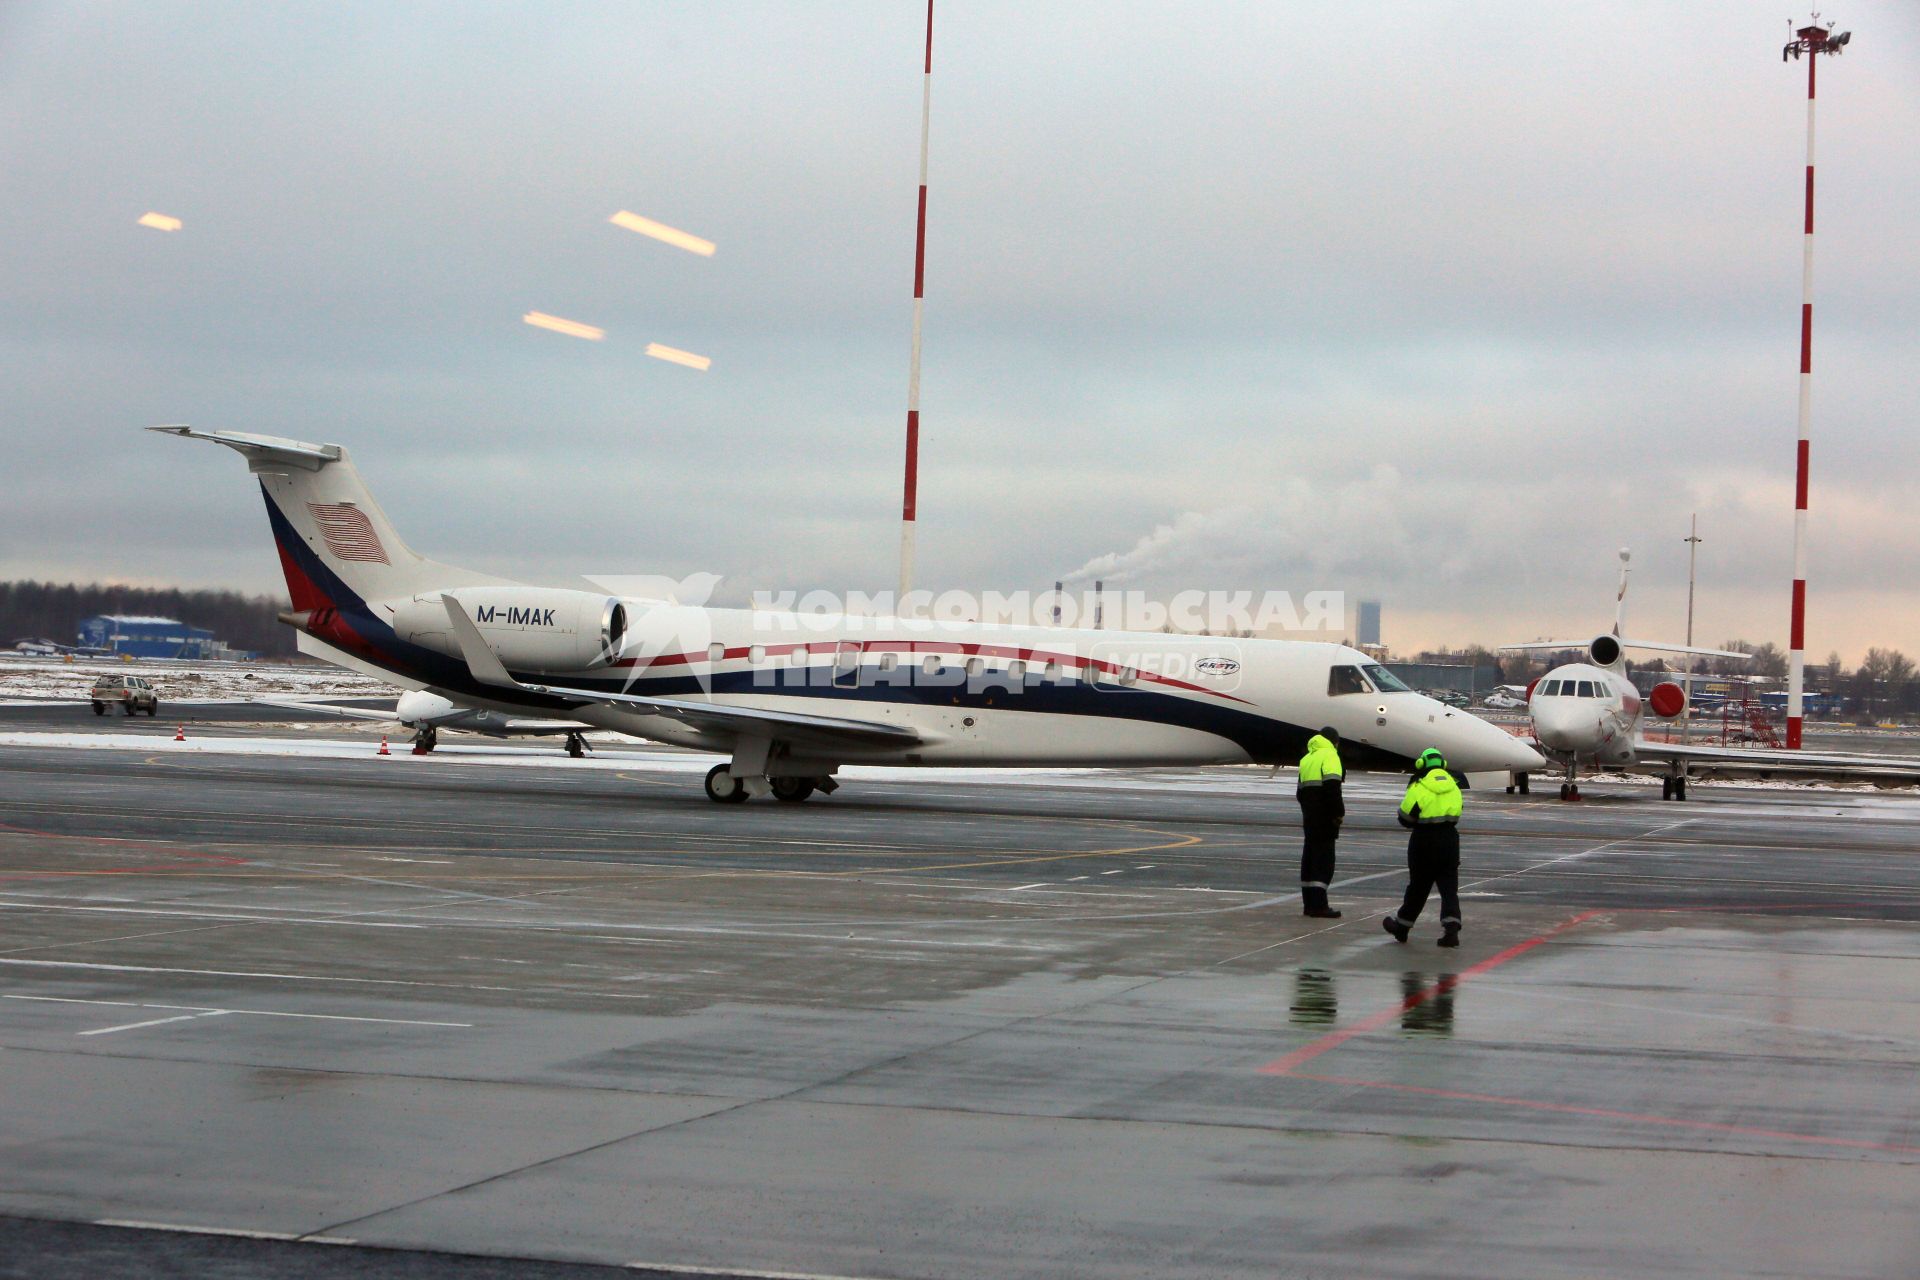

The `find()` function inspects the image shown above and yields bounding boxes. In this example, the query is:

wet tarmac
[1,720,1917,1278]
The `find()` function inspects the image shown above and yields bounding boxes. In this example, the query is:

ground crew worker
[1383,747,1463,947]
[1295,726,1345,918]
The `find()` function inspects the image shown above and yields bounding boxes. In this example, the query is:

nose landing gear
[411,725,438,755]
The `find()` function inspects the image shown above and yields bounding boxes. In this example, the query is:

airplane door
[833,641,862,689]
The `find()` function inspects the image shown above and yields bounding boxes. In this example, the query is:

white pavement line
[0,899,424,928]
[1009,883,1050,891]
[626,1261,894,1280]
[95,1219,302,1241]
[0,957,518,992]
[1100,868,1125,874]
[1330,869,1404,888]
[1464,817,1698,892]
[79,1010,228,1036]
[4,991,470,1029]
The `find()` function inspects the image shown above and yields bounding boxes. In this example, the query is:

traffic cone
[377,735,390,756]
[173,724,185,742]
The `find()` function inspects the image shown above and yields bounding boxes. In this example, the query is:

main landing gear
[1661,773,1690,802]
[565,731,589,759]
[703,764,838,805]
[1505,772,1531,795]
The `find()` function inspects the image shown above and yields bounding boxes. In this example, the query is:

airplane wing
[252,697,588,737]
[1500,639,1751,659]
[438,595,923,752]
[1634,738,1920,782]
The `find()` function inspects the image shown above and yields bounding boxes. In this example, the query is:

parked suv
[90,675,159,716]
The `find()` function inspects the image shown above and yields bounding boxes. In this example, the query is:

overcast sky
[2,1,1916,659]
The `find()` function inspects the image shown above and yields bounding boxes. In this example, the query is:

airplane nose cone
[1454,713,1545,772]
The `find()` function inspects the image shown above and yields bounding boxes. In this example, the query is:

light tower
[1780,15,1851,749]
[898,1,934,607]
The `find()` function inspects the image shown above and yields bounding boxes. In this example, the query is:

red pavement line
[1285,1071,1920,1156]
[0,821,249,880]
[1256,909,1606,1076]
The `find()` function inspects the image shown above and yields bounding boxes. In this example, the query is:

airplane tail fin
[1613,547,1631,636]
[150,426,511,613]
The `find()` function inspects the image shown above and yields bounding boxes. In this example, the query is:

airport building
[76,614,240,660]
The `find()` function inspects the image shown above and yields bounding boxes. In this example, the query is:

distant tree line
[0,581,295,658]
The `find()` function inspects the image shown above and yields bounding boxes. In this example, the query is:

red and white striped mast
[898,0,934,606]
[1780,15,1852,749]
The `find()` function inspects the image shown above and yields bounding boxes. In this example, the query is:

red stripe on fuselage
[611,639,1254,705]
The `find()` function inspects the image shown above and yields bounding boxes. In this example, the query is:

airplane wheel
[1661,777,1674,800]
[566,732,587,759]
[771,777,816,803]
[1517,773,1529,795]
[92,703,105,716]
[1675,778,1688,802]
[704,764,749,804]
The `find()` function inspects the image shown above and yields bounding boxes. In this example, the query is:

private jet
[160,427,1544,802]
[1504,550,1920,800]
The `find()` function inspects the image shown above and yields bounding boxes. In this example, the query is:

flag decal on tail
[308,502,390,565]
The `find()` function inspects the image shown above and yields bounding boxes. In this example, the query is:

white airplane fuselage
[409,603,1544,774]
[1526,661,1643,767]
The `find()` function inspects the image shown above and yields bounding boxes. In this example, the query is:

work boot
[1382,916,1409,943]
[1437,925,1460,949]
[1305,906,1343,919]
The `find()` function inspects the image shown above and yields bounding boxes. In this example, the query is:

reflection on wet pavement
[1290,967,1337,1026]
[1400,971,1457,1038]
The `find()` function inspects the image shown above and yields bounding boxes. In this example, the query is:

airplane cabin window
[1361,664,1410,693]
[922,655,941,676]
[879,652,898,673]
[707,642,725,663]
[966,657,984,678]
[1007,660,1026,679]
[748,645,766,664]
[1044,661,1060,680]
[1328,665,1371,696]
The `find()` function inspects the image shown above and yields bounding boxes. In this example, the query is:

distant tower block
[1094,580,1105,630]
[1357,600,1382,648]
[1052,580,1063,626]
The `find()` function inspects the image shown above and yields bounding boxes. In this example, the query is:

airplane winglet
[439,594,518,688]
[148,425,343,471]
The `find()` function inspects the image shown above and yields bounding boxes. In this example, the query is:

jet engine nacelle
[1588,634,1622,667]
[1647,681,1687,719]
[387,587,628,673]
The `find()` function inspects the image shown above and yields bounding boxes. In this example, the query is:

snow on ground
[0,654,391,702]
[5,730,1920,811]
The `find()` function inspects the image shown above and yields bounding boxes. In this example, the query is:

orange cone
[173,724,185,742]
[377,735,391,756]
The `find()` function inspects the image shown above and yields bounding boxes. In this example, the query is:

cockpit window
[1328,665,1372,696]
[1575,680,1595,697]
[1361,664,1411,693]
[1540,680,1560,695]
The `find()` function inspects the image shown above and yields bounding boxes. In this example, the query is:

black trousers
[1299,815,1338,909]
[1394,829,1461,930]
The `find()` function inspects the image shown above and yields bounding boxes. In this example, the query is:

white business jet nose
[1529,697,1595,755]
[1447,709,1546,773]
